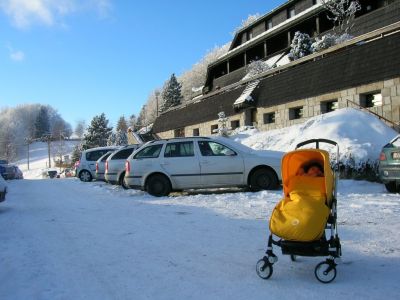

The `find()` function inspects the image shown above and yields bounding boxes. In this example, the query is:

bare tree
[321,0,361,35]
[74,120,86,139]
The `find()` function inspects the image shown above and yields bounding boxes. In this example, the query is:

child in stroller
[256,139,341,283]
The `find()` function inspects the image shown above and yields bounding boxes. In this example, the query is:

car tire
[249,168,278,191]
[146,174,171,197]
[119,172,129,190]
[79,170,93,182]
[384,181,399,193]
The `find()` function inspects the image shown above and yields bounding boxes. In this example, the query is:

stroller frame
[256,139,342,283]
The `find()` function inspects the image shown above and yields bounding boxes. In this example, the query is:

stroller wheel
[256,258,273,280]
[314,261,337,283]
[290,255,297,262]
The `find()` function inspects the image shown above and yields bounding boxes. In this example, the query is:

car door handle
[160,162,170,166]
[201,161,210,164]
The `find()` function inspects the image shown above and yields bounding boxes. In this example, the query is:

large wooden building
[153,0,400,138]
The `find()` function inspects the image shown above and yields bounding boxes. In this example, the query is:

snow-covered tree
[179,43,230,102]
[244,60,271,80]
[232,13,262,36]
[289,31,313,61]
[116,116,128,133]
[107,132,117,146]
[160,74,183,113]
[215,112,231,137]
[74,120,86,139]
[71,143,83,164]
[83,113,113,149]
[311,33,337,52]
[321,0,361,35]
[115,131,128,146]
[34,106,50,138]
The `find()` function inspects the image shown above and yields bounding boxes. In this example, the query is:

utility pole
[41,134,52,168]
[25,137,32,170]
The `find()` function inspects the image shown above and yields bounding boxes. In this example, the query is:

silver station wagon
[124,137,283,196]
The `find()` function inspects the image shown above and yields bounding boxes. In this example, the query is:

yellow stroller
[256,139,341,283]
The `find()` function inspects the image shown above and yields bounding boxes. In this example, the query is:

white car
[124,137,283,196]
[95,151,116,181]
[0,175,7,202]
[76,146,120,182]
[104,144,141,188]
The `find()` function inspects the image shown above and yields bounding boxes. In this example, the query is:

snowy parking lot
[0,178,399,300]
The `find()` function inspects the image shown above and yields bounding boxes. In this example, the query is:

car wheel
[146,174,171,197]
[249,168,278,191]
[79,170,92,182]
[119,172,129,190]
[384,181,399,193]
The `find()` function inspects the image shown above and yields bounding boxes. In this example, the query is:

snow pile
[232,108,398,164]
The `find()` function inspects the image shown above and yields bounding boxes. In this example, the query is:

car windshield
[0,160,8,164]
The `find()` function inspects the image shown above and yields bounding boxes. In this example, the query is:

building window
[211,124,218,134]
[312,0,317,5]
[231,120,240,129]
[321,100,338,114]
[174,128,185,138]
[287,7,295,19]
[247,30,253,40]
[267,19,273,30]
[263,112,275,124]
[289,107,303,120]
[192,128,200,136]
[360,92,383,108]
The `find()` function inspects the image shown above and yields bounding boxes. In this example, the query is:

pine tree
[116,116,128,133]
[34,106,50,138]
[71,144,83,164]
[288,31,312,61]
[83,113,113,149]
[160,74,183,113]
[115,131,128,146]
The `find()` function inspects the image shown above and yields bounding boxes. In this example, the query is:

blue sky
[0,0,283,129]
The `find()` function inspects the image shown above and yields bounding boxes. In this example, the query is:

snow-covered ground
[1,108,399,299]
[0,177,399,299]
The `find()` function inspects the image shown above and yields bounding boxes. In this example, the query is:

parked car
[42,168,59,179]
[105,144,141,188]
[0,159,15,180]
[0,175,7,202]
[60,168,73,178]
[76,146,120,182]
[379,134,400,193]
[124,137,283,196]
[95,151,115,181]
[13,165,23,179]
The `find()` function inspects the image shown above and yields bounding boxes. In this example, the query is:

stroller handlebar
[296,139,338,149]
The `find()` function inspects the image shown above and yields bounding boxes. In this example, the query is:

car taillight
[75,160,80,168]
[105,161,109,172]
[96,162,98,172]
[379,152,387,161]
[125,161,130,173]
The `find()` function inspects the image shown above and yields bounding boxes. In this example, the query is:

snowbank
[232,108,398,164]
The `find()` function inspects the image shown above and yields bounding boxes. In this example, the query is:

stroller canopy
[281,149,334,205]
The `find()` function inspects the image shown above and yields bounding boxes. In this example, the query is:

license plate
[392,152,400,159]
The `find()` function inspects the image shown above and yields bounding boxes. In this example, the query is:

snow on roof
[233,80,259,106]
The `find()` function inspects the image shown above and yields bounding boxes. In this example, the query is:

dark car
[378,135,400,193]
[0,175,7,202]
[0,160,15,180]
